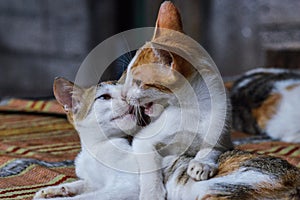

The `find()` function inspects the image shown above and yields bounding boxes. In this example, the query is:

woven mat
[237,142,300,167]
[0,98,299,199]
[0,98,64,114]
[0,99,79,199]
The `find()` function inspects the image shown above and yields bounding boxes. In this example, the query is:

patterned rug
[0,98,64,114]
[237,141,300,167]
[0,99,79,199]
[0,98,299,199]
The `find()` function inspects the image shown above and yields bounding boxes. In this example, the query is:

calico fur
[230,67,300,142]
[164,150,300,200]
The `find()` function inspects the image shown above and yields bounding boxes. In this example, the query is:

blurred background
[0,0,300,98]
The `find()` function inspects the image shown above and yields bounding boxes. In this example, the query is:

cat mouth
[136,105,151,126]
[111,105,151,127]
[111,107,134,122]
[143,102,153,116]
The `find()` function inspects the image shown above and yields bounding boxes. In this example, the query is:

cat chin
[113,114,138,131]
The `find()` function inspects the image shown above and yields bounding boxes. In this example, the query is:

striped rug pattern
[0,98,64,114]
[0,99,299,199]
[0,111,80,199]
[237,142,300,168]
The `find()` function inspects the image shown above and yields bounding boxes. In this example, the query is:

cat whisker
[139,107,147,125]
[136,105,149,127]
[133,105,141,126]
[136,106,141,125]
[134,106,140,123]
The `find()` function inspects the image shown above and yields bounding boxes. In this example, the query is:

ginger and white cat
[122,2,233,199]
[34,78,141,199]
[230,67,300,142]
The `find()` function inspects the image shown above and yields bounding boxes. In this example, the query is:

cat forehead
[96,82,122,95]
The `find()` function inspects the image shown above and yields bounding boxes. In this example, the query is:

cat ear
[150,44,194,82]
[153,1,183,39]
[118,70,127,84]
[54,77,96,122]
[152,2,194,79]
[53,77,82,113]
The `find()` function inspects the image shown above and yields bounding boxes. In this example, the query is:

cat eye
[95,94,112,101]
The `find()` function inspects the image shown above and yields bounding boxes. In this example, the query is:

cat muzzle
[132,105,151,127]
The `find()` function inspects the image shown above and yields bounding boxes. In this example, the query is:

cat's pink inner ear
[53,77,74,111]
[154,1,183,38]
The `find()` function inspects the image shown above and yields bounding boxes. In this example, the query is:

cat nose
[127,97,139,105]
[120,87,136,104]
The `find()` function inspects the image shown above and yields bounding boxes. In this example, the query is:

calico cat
[122,2,233,199]
[230,68,300,142]
[164,150,300,200]
[34,78,142,199]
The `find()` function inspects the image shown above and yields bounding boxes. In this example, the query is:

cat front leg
[133,140,166,200]
[34,180,86,199]
[139,172,166,200]
[187,148,221,181]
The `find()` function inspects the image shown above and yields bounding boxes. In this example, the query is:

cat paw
[34,186,75,199]
[187,159,218,181]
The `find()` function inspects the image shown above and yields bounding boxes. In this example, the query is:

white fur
[266,80,300,142]
[235,78,253,89]
[235,68,291,89]
[244,67,289,75]
[34,84,140,200]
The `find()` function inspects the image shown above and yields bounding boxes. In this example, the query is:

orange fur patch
[129,46,195,92]
[132,48,161,69]
[129,47,187,92]
[154,1,183,38]
[129,48,173,92]
[216,151,257,177]
[142,83,172,93]
[74,86,97,122]
[252,93,282,129]
[127,1,196,93]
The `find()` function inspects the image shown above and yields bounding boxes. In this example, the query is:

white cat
[34,78,141,200]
